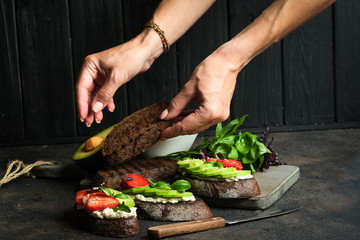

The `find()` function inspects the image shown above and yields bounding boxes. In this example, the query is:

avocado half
[73,124,117,173]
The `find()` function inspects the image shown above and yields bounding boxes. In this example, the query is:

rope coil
[0,160,54,188]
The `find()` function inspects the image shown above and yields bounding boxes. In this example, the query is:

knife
[148,206,302,238]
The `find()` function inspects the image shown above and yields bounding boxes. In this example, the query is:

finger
[162,109,194,121]
[160,86,194,120]
[160,102,231,140]
[92,77,118,113]
[106,98,115,112]
[177,109,195,117]
[94,110,103,124]
[160,109,214,140]
[85,110,94,127]
[76,69,95,121]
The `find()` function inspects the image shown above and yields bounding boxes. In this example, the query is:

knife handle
[148,217,226,239]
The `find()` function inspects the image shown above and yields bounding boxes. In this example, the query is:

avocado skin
[73,124,118,173]
[73,150,104,173]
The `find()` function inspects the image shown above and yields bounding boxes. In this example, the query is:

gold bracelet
[145,21,170,52]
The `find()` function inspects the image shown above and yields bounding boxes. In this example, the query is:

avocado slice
[142,188,158,197]
[177,159,203,168]
[154,189,178,197]
[215,170,252,178]
[72,123,118,173]
[122,186,150,195]
[162,191,193,198]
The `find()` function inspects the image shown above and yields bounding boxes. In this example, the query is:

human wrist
[214,40,252,74]
[217,19,277,74]
[133,27,165,64]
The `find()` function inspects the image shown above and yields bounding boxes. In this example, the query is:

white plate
[143,134,198,158]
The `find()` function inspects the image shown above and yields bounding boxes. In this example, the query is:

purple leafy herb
[259,123,269,144]
[260,137,283,171]
[200,148,208,159]
[216,153,225,160]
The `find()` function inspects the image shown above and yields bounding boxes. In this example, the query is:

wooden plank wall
[1,0,359,147]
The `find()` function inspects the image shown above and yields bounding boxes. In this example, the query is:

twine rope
[0,160,54,188]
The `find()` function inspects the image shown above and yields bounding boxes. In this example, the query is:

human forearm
[151,0,216,44]
[216,0,336,73]
[134,0,216,62]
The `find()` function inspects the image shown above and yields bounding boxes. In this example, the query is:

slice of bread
[183,177,260,198]
[102,102,172,166]
[135,198,213,222]
[93,158,178,189]
[76,210,139,237]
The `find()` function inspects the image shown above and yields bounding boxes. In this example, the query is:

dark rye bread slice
[75,210,139,237]
[102,102,172,166]
[135,198,213,222]
[183,177,260,198]
[93,158,178,189]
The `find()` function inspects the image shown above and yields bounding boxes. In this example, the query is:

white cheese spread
[129,194,196,204]
[89,207,137,219]
[193,174,253,182]
[180,170,253,181]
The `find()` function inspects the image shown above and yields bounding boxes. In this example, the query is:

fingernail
[92,102,103,113]
[160,109,168,120]
[85,122,91,127]
[109,106,115,112]
[80,118,84,122]
[159,137,168,141]
[95,118,101,124]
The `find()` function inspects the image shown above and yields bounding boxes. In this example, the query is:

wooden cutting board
[201,165,300,209]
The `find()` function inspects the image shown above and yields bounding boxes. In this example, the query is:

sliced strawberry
[75,189,102,208]
[120,174,150,190]
[82,191,106,208]
[76,189,89,208]
[76,189,105,208]
[85,194,119,212]
[203,158,243,170]
[221,159,243,170]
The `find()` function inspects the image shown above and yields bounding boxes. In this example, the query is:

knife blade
[148,206,302,239]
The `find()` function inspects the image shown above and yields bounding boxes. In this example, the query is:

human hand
[159,48,240,140]
[76,35,159,126]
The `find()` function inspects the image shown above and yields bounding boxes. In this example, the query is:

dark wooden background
[1,0,359,147]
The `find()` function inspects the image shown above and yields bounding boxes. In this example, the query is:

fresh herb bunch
[161,115,278,173]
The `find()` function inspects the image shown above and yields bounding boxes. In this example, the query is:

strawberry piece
[85,194,119,212]
[203,158,221,162]
[75,189,105,209]
[82,191,106,208]
[221,159,243,170]
[75,189,90,208]
[120,174,150,190]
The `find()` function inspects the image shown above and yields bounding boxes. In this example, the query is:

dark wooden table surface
[0,128,359,240]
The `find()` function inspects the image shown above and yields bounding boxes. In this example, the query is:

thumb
[92,80,117,113]
[160,88,193,120]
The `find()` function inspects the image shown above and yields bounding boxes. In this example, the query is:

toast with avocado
[176,158,260,198]
[120,174,213,221]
